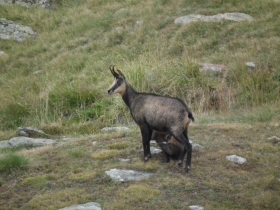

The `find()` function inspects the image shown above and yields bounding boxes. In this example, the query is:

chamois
[151,130,185,164]
[107,65,194,173]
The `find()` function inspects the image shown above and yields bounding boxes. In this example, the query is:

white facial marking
[108,79,117,93]
[114,82,126,95]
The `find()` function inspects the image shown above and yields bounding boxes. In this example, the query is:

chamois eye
[117,79,123,85]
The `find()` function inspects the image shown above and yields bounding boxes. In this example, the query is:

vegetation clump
[0,0,280,209]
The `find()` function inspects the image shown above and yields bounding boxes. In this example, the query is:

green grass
[1,0,280,131]
[1,122,279,209]
[0,0,280,209]
[0,153,29,172]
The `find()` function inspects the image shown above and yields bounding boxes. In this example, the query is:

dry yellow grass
[0,0,280,209]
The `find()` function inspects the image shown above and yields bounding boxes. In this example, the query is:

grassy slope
[0,0,280,209]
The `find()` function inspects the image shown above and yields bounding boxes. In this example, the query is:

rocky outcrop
[59,202,102,210]
[105,169,152,182]
[0,137,56,148]
[175,13,254,26]
[226,155,247,164]
[17,127,49,138]
[0,18,37,42]
[0,0,53,9]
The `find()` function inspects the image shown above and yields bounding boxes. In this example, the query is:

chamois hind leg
[140,125,152,162]
[183,130,192,173]
[172,132,192,173]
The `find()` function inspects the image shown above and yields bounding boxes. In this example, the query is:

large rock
[226,155,246,164]
[59,202,102,210]
[175,13,254,26]
[0,140,12,149]
[8,137,56,148]
[0,18,37,42]
[267,136,280,144]
[105,169,152,182]
[0,0,53,9]
[17,127,49,138]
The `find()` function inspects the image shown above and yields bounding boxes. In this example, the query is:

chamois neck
[122,83,138,107]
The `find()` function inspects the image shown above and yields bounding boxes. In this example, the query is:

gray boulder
[246,62,256,69]
[267,136,280,144]
[189,205,204,210]
[0,140,12,149]
[101,126,130,133]
[105,168,152,182]
[0,137,57,149]
[0,18,37,42]
[9,137,56,148]
[59,202,102,210]
[17,127,49,138]
[175,13,254,26]
[0,0,53,9]
[141,146,162,154]
[226,155,246,164]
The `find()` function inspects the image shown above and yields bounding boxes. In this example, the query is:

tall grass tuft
[0,153,29,172]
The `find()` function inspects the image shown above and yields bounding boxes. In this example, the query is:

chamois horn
[109,65,118,77]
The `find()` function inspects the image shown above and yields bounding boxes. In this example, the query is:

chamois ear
[109,65,119,78]
[117,70,126,79]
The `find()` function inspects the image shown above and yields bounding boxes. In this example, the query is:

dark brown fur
[151,130,185,164]
[108,66,194,173]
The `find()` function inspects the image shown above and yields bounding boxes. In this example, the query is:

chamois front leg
[183,130,192,173]
[140,125,152,162]
[173,132,192,173]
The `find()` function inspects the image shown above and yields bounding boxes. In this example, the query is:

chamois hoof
[177,160,183,166]
[143,155,151,162]
[184,166,191,174]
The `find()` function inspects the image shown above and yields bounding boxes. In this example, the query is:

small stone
[134,20,142,27]
[226,155,246,164]
[119,158,130,162]
[101,126,130,133]
[141,146,162,154]
[200,63,228,73]
[105,168,152,182]
[150,140,157,144]
[17,127,49,138]
[33,70,43,75]
[175,13,254,26]
[150,147,162,154]
[267,136,280,144]
[189,205,204,210]
[58,202,102,210]
[246,62,256,68]
[192,143,204,149]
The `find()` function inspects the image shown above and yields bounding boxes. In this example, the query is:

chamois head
[107,65,126,95]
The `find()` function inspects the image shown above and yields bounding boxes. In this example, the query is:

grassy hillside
[0,0,280,134]
[0,0,280,209]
